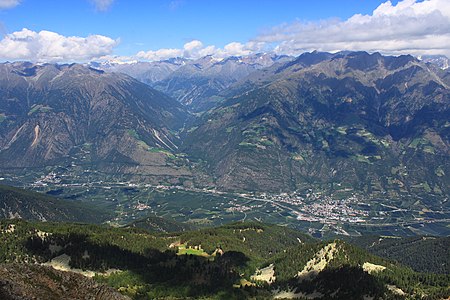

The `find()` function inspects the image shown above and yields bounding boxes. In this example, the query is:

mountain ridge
[182,51,449,198]
[0,219,448,299]
[0,62,196,186]
[0,184,109,223]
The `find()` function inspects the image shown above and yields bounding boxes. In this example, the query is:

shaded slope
[349,235,450,274]
[0,184,109,223]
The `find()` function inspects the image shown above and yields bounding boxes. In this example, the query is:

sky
[0,0,449,62]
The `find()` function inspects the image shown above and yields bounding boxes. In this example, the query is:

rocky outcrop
[0,263,129,300]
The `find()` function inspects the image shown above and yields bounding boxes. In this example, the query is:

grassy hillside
[0,219,448,299]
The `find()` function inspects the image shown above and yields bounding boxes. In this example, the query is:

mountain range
[93,53,293,111]
[183,51,449,201]
[1,51,449,202]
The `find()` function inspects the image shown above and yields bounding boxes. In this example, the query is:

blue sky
[1,0,396,54]
[0,0,449,62]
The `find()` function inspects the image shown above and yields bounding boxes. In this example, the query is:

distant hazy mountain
[0,62,192,183]
[89,57,187,85]
[92,53,293,112]
[183,51,450,200]
[152,53,292,111]
[420,55,449,70]
[91,53,450,113]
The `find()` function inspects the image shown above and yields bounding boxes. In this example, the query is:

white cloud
[223,42,252,56]
[183,39,203,58]
[130,0,450,63]
[133,40,265,62]
[197,45,216,57]
[0,28,118,62]
[136,40,207,61]
[0,0,20,9]
[183,40,203,52]
[89,0,114,12]
[3,0,449,63]
[136,48,184,61]
[255,0,450,57]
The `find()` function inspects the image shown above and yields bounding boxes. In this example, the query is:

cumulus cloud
[256,0,450,57]
[0,0,20,9]
[222,42,252,56]
[183,39,203,57]
[0,28,118,62]
[131,0,450,62]
[89,0,114,12]
[134,40,265,62]
[136,47,184,61]
[3,0,449,63]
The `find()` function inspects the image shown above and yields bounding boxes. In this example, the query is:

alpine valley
[0,51,449,299]
[1,51,448,236]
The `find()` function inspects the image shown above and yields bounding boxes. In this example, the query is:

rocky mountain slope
[0,62,193,185]
[183,51,450,203]
[0,52,448,202]
[421,55,450,70]
[95,53,292,112]
[0,263,129,300]
[153,53,292,111]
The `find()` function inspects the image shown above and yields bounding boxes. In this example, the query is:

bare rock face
[0,263,129,300]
